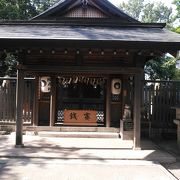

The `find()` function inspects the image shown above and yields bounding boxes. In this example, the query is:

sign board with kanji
[64,110,97,125]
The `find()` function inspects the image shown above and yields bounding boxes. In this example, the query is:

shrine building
[0,0,180,149]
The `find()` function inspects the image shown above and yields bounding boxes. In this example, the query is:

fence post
[15,70,25,147]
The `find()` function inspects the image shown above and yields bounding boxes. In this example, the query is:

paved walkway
[0,159,177,180]
[0,135,179,180]
[154,140,180,180]
[0,135,177,163]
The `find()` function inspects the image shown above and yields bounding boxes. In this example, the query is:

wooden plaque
[64,110,97,125]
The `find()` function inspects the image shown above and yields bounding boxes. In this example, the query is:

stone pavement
[0,158,178,180]
[0,135,179,180]
[154,140,180,180]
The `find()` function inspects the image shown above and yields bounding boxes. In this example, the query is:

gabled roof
[0,21,179,51]
[0,1,179,53]
[32,0,139,23]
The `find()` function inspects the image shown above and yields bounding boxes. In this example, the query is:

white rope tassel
[68,78,72,84]
[87,78,90,84]
[74,77,78,84]
[62,78,66,85]
[58,76,106,87]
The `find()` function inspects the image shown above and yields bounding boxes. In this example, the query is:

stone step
[25,126,120,133]
[34,131,120,138]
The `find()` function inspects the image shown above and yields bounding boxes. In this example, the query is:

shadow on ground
[0,135,178,179]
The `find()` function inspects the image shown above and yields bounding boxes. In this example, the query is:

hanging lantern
[40,77,51,93]
[111,79,122,95]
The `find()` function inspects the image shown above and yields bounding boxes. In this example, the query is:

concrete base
[26,126,120,132]
[133,147,142,150]
[120,131,133,140]
[37,132,120,138]
[25,126,120,139]
[120,120,133,140]
[15,144,24,148]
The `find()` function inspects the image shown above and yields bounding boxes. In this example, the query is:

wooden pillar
[15,69,25,147]
[32,76,39,126]
[133,74,141,150]
[106,76,111,127]
[50,76,56,127]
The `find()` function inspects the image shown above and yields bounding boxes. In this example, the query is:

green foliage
[32,0,57,14]
[173,0,180,18]
[0,52,17,76]
[142,2,173,24]
[4,53,18,76]
[175,27,180,33]
[119,0,173,24]
[0,0,19,20]
[0,0,57,20]
[172,27,180,33]
[120,0,144,20]
[145,56,179,80]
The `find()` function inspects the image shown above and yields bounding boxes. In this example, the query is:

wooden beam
[1,39,180,51]
[106,76,111,127]
[15,70,25,147]
[133,74,141,150]
[17,65,143,75]
[0,21,166,28]
[50,76,56,127]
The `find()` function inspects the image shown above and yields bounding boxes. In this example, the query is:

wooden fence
[142,80,180,137]
[0,77,35,124]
